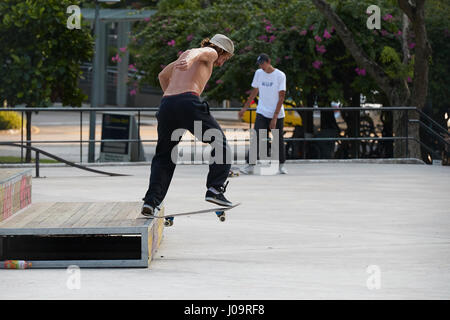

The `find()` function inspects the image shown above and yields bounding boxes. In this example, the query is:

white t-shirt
[251,68,286,119]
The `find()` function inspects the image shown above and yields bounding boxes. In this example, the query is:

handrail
[0,142,129,177]
[409,119,450,147]
[415,109,450,137]
[1,105,448,163]
[0,106,418,112]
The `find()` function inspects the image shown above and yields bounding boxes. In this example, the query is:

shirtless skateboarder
[141,34,235,217]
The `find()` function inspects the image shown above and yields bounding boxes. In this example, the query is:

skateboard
[141,203,241,227]
[228,167,240,177]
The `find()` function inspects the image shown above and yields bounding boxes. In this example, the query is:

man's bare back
[158,47,231,97]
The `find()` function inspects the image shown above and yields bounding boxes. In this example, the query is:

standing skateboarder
[238,53,287,174]
[142,34,235,217]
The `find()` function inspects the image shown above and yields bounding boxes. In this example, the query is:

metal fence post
[35,151,40,178]
[405,110,409,159]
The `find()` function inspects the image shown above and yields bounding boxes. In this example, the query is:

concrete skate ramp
[0,202,164,268]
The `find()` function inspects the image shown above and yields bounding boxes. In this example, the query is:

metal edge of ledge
[0,158,425,169]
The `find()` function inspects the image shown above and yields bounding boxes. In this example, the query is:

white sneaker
[279,164,288,174]
[240,164,255,175]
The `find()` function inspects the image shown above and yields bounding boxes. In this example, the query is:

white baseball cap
[210,34,234,55]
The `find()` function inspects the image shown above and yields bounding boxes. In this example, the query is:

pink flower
[215,79,224,84]
[355,68,366,76]
[300,30,307,36]
[314,35,322,43]
[383,14,393,21]
[128,64,137,71]
[268,35,276,43]
[119,47,127,53]
[144,17,150,22]
[408,42,416,49]
[167,40,175,46]
[312,60,323,69]
[309,24,315,31]
[316,44,326,54]
[129,89,137,96]
[323,29,332,39]
[258,35,268,41]
[186,34,194,42]
[284,55,292,60]
[396,30,402,36]
[407,76,412,83]
[265,25,272,32]
[330,26,335,33]
[177,50,184,56]
[381,30,389,36]
[112,54,121,63]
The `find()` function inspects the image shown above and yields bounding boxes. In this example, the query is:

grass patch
[0,156,60,164]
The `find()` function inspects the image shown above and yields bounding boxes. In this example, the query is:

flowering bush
[128,0,436,107]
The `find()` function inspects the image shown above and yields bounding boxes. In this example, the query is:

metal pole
[138,110,141,160]
[80,111,83,163]
[88,1,100,162]
[21,111,24,162]
[35,151,40,178]
[405,110,409,158]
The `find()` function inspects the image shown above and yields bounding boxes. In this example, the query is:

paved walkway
[0,163,449,299]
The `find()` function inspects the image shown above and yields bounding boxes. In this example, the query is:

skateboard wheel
[216,211,226,222]
[164,218,174,227]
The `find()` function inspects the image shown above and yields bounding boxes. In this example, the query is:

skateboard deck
[139,203,241,226]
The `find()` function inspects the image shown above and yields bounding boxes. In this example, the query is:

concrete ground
[0,163,449,299]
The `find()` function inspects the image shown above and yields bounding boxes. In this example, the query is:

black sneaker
[205,181,232,207]
[141,202,156,217]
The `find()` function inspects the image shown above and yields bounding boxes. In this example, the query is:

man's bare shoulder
[194,47,218,61]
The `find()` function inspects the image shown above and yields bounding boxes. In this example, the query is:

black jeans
[246,113,286,164]
[143,93,231,207]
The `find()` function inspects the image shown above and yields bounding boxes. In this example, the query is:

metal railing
[1,106,449,166]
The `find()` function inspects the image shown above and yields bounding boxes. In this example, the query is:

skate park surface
[0,163,449,299]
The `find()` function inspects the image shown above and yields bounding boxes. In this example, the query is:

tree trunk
[398,0,432,160]
[25,110,32,163]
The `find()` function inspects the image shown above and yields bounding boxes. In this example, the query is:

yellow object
[241,99,302,127]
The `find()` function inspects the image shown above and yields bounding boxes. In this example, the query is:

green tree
[312,0,433,159]
[0,0,93,162]
[130,0,446,160]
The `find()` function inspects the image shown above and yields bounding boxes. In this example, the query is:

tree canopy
[0,0,93,107]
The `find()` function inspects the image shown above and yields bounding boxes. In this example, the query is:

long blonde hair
[200,38,226,56]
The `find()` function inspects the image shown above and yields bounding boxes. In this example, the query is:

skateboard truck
[164,217,174,227]
[215,211,226,222]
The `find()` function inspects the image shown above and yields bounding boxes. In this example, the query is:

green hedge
[0,111,24,130]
